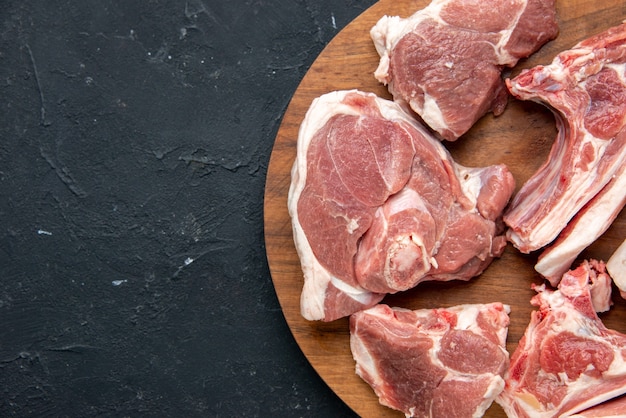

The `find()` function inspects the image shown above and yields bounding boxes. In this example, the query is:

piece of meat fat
[496,260,626,418]
[350,303,510,418]
[370,0,557,141]
[607,238,626,298]
[503,23,626,280]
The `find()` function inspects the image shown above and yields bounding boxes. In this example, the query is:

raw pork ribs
[504,23,626,284]
[288,90,515,321]
[350,303,510,417]
[371,0,557,141]
[497,260,626,417]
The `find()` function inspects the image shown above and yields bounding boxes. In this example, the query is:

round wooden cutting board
[264,1,626,417]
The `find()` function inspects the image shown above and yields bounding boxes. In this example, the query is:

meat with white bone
[370,0,558,141]
[288,90,515,321]
[534,161,626,285]
[503,23,626,283]
[350,303,510,417]
[496,260,626,418]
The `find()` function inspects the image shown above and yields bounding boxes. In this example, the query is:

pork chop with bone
[504,23,626,284]
[496,260,626,417]
[288,90,515,321]
[370,0,558,141]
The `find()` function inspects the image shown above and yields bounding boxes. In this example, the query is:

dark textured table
[1,1,376,416]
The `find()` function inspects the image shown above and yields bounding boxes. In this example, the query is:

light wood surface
[264,1,626,416]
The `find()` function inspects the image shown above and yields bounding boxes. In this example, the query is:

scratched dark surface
[0,1,374,416]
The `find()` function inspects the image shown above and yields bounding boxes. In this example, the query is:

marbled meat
[288,90,515,321]
[350,303,510,417]
[370,0,558,141]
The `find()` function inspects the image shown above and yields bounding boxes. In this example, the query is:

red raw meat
[496,260,626,417]
[288,90,515,321]
[370,0,557,141]
[504,23,626,283]
[350,303,510,417]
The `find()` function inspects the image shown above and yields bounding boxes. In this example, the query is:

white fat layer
[299,265,375,320]
[558,376,626,417]
[351,330,380,386]
[420,92,447,134]
[330,275,376,304]
[473,376,506,418]
[607,239,626,291]
[493,0,527,63]
[371,14,430,83]
[297,253,330,321]
[346,217,359,234]
[455,165,484,210]
[453,304,481,330]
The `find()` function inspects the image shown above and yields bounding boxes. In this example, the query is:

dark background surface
[0,1,377,416]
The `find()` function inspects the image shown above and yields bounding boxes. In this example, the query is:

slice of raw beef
[350,303,510,417]
[503,23,626,282]
[370,0,558,141]
[496,260,626,418]
[288,90,515,321]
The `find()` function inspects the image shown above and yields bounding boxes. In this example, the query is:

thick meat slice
[496,260,626,418]
[370,0,557,141]
[504,23,626,282]
[350,303,510,417]
[288,90,515,321]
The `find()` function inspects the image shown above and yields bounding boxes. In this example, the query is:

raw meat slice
[350,303,510,418]
[496,260,626,418]
[607,239,626,299]
[504,24,626,279]
[370,0,558,141]
[288,90,515,321]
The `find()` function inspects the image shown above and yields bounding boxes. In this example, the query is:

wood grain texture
[264,1,626,416]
